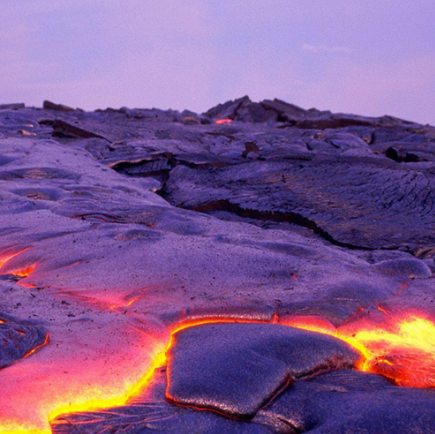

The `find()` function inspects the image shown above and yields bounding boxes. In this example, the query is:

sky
[1,0,434,125]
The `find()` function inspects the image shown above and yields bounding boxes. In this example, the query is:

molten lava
[0,249,29,270]
[350,316,435,388]
[9,263,37,278]
[285,314,435,388]
[0,249,36,279]
[215,118,233,124]
[0,310,434,433]
[23,334,50,359]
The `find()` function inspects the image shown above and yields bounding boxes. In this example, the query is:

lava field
[0,96,434,433]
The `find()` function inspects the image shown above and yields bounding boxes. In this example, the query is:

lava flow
[0,249,36,279]
[215,118,233,124]
[284,313,435,388]
[350,316,435,387]
[0,249,29,270]
[1,311,434,433]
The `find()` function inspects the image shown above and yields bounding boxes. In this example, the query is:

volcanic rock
[166,323,359,418]
[52,357,435,434]
[0,315,48,369]
[257,370,435,433]
[164,153,435,250]
[0,97,434,433]
[0,103,25,110]
[43,100,75,112]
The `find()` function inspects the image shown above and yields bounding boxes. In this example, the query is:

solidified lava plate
[0,97,434,433]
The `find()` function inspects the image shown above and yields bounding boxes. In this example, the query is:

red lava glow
[215,118,233,124]
[377,305,388,314]
[53,289,147,312]
[1,313,434,433]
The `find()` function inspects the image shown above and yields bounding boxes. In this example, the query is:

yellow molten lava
[9,263,37,278]
[285,314,435,387]
[351,316,435,387]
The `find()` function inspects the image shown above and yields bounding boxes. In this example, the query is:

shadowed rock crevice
[172,198,384,251]
[162,158,435,251]
[39,119,110,141]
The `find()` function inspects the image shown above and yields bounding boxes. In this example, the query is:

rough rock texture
[0,314,48,369]
[0,98,433,433]
[164,158,435,250]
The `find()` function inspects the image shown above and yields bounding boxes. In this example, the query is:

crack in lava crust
[1,314,434,433]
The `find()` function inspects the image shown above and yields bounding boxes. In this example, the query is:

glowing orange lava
[0,249,29,270]
[0,249,36,280]
[215,118,233,124]
[349,316,435,387]
[0,324,167,434]
[0,313,434,433]
[9,263,37,278]
[284,314,435,388]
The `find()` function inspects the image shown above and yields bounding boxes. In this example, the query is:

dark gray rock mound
[166,323,359,419]
[372,258,432,279]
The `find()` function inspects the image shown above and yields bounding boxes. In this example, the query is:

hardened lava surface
[0,97,434,433]
[166,323,359,418]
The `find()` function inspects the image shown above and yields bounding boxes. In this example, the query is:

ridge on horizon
[1,96,432,128]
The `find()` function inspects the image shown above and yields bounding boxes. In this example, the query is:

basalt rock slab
[166,323,359,419]
[164,155,435,250]
[41,119,110,141]
[257,370,435,433]
[203,96,425,130]
[43,100,76,112]
[52,368,435,434]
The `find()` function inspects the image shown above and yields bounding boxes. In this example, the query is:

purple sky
[1,0,434,124]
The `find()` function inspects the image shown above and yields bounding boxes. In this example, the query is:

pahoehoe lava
[0,97,434,433]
